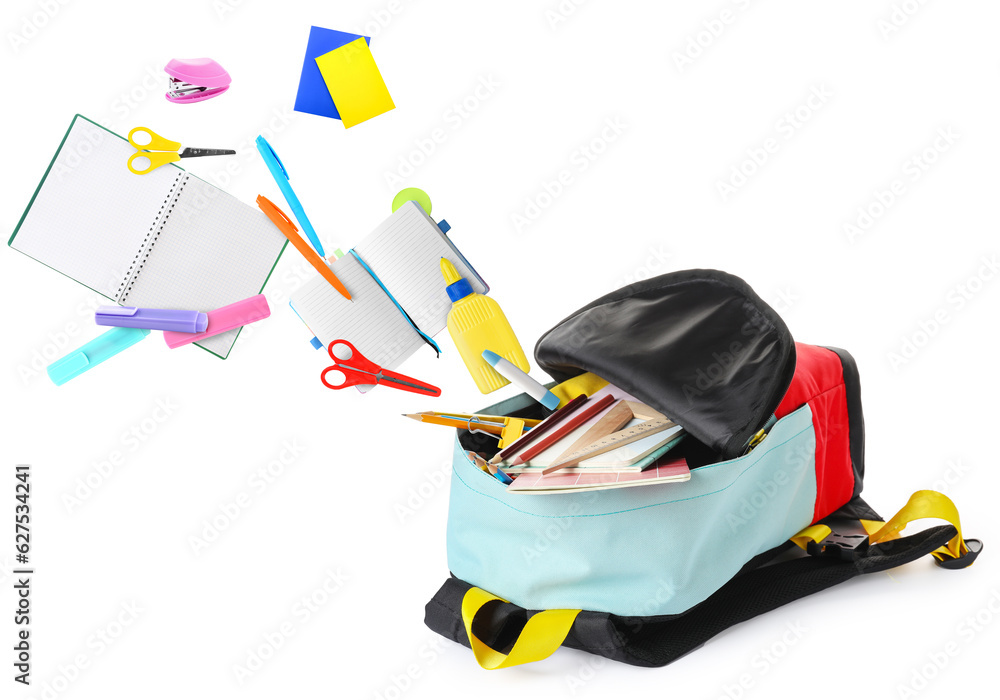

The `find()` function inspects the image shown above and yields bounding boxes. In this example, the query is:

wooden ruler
[550,400,634,466]
[542,415,677,474]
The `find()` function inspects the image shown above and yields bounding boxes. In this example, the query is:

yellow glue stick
[441,258,530,394]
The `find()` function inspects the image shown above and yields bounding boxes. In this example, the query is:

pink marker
[163,295,270,349]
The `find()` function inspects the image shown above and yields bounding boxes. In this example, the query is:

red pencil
[489,393,589,465]
[508,394,616,467]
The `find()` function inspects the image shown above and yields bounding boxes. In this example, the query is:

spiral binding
[116,173,188,303]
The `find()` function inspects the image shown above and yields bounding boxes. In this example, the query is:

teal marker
[47,327,150,386]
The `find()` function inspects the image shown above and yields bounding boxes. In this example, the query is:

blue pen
[255,135,326,258]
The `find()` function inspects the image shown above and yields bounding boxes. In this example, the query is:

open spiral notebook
[290,201,488,373]
[8,115,287,359]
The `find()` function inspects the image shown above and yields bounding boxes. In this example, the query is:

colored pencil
[488,393,589,465]
[509,394,616,467]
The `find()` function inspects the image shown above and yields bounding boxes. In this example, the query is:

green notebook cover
[9,115,287,359]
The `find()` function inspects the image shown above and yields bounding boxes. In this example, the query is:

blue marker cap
[47,327,150,386]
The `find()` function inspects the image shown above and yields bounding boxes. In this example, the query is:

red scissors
[321,340,441,396]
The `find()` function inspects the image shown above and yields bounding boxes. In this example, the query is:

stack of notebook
[500,383,691,494]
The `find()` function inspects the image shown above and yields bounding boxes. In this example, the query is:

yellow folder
[315,37,395,128]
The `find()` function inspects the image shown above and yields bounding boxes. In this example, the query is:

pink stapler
[164,58,231,104]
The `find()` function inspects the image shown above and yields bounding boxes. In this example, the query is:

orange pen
[256,195,352,301]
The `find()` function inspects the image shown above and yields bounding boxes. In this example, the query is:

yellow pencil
[403,412,540,434]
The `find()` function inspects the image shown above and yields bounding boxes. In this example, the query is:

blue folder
[293,26,371,120]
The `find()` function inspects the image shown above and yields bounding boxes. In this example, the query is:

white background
[2,1,998,698]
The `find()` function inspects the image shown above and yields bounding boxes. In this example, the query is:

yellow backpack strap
[866,490,980,566]
[791,490,982,568]
[790,523,831,550]
[461,587,580,669]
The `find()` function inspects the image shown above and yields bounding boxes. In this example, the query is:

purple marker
[95,306,208,334]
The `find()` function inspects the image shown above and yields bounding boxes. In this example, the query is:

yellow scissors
[127,127,235,175]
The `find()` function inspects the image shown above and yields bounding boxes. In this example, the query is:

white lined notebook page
[291,253,420,369]
[123,175,287,358]
[290,201,488,373]
[353,201,486,334]
[10,117,181,299]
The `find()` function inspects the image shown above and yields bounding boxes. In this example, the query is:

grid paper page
[353,201,487,334]
[10,117,182,299]
[122,175,287,358]
[290,254,420,369]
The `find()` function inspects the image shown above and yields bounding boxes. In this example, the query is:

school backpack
[424,269,981,669]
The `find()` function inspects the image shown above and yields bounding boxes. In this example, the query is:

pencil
[256,195,352,301]
[404,413,507,434]
[489,393,589,466]
[404,412,542,435]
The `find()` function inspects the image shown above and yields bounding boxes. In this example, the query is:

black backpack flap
[534,269,796,459]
